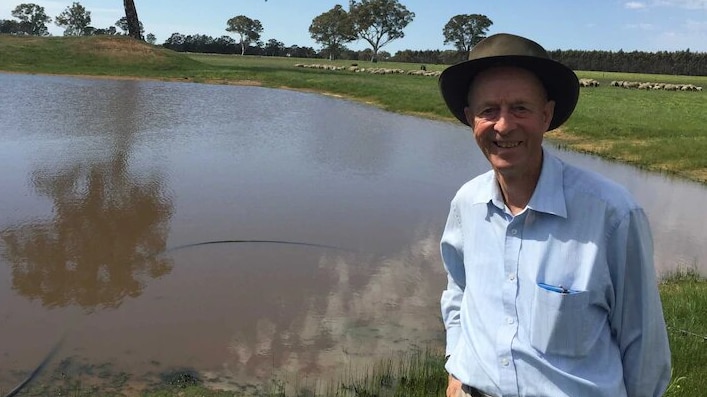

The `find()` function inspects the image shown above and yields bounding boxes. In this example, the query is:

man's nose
[494,109,515,135]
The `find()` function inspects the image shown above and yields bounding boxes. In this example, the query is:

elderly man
[438,33,671,397]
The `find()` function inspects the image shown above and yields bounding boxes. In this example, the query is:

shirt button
[508,273,516,281]
[506,317,514,325]
[510,229,518,235]
[501,358,510,366]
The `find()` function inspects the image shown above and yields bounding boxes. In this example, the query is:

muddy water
[1,73,705,394]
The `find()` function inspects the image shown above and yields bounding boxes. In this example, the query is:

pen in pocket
[538,282,577,294]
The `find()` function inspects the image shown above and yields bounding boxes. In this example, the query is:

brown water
[1,73,705,394]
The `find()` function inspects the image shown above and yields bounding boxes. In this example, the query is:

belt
[461,384,494,397]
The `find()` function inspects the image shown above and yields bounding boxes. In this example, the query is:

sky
[1,0,706,53]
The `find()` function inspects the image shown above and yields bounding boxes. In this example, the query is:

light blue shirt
[440,149,671,397]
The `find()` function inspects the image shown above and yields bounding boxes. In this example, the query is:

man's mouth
[495,141,521,148]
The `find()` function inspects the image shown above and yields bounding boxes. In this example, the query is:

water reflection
[189,228,446,392]
[1,79,173,309]
[1,162,172,309]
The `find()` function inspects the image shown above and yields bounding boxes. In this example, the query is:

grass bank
[1,35,706,184]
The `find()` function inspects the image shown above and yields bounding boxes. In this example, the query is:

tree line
[1,2,151,42]
[0,0,493,62]
[550,49,706,77]
[1,1,705,76]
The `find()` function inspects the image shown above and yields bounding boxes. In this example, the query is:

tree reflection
[0,79,174,310]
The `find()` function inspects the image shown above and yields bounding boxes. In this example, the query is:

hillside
[0,34,205,75]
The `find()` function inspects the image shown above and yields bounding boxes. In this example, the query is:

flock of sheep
[609,80,702,91]
[580,78,702,91]
[293,63,442,77]
[294,64,703,91]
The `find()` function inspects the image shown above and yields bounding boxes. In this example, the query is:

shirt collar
[467,148,568,218]
[527,148,567,218]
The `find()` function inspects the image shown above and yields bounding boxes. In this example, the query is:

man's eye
[479,108,496,117]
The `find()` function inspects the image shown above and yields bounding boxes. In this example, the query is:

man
[438,33,671,397]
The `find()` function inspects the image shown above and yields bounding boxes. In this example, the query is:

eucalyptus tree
[0,19,31,34]
[309,4,356,60]
[226,15,263,55]
[11,3,51,36]
[115,16,144,37]
[55,2,91,36]
[348,0,414,62]
[264,38,286,56]
[443,14,493,54]
[122,0,142,40]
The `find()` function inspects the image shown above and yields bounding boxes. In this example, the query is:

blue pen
[538,282,573,294]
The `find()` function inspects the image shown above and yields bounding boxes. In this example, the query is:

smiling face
[464,66,555,183]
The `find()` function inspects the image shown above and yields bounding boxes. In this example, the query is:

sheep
[579,78,600,87]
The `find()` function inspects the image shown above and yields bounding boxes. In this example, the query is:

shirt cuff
[446,325,462,357]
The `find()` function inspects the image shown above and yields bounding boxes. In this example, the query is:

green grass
[549,75,707,181]
[660,269,707,397]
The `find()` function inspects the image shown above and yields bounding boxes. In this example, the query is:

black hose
[4,334,64,397]
[3,238,349,396]
[163,239,352,254]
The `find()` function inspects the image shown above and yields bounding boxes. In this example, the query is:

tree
[309,4,356,61]
[11,3,51,36]
[145,33,156,45]
[115,16,144,37]
[163,32,185,51]
[0,19,31,34]
[287,45,317,58]
[89,26,118,36]
[443,14,493,55]
[226,15,263,55]
[348,0,414,61]
[122,0,142,40]
[263,38,286,56]
[55,2,91,36]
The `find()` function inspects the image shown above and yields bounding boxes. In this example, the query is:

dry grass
[71,36,170,61]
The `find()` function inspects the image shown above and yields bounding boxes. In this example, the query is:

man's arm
[441,200,467,397]
[608,209,671,397]
[440,201,466,358]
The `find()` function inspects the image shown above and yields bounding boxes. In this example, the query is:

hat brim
[439,56,579,131]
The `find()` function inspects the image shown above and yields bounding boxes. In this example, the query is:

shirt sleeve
[608,208,671,397]
[440,200,466,358]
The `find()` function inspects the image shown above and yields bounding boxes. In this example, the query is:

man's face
[464,66,555,180]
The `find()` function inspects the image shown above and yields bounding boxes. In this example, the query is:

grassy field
[1,35,706,396]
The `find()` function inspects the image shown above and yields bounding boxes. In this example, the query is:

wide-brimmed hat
[439,33,579,131]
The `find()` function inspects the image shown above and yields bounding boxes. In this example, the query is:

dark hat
[439,33,579,131]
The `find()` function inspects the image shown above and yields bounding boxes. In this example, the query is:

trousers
[457,384,494,397]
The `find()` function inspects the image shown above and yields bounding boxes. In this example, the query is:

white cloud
[625,23,656,30]
[652,18,707,51]
[654,0,707,9]
[625,2,648,9]
[685,18,707,31]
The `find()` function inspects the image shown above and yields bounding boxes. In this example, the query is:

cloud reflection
[213,227,446,390]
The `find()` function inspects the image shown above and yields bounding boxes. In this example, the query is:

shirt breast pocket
[530,284,603,357]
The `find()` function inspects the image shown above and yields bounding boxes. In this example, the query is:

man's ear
[543,100,556,130]
[463,106,474,126]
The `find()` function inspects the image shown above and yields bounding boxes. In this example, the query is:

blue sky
[1,0,706,53]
